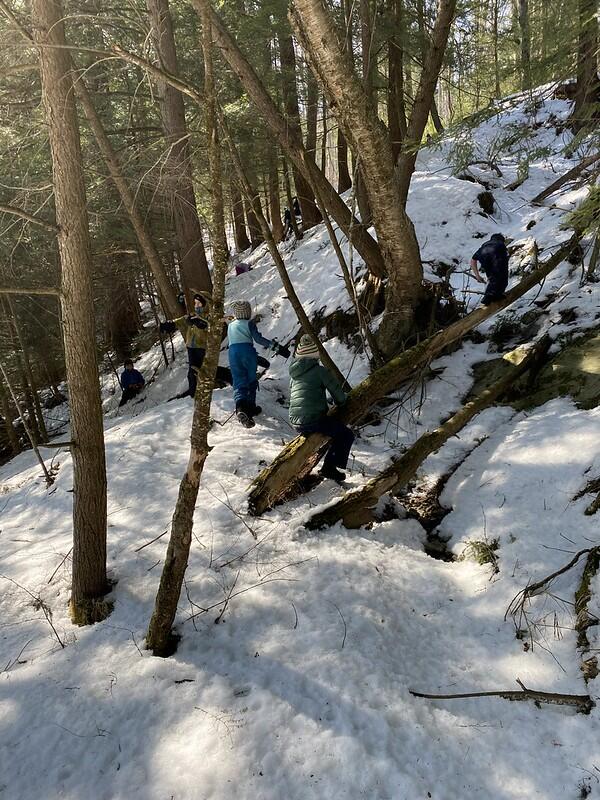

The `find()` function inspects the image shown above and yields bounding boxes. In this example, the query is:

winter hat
[295,334,319,359]
[233,300,251,320]
[491,233,505,243]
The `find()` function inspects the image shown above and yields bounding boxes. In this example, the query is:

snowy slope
[1,89,599,800]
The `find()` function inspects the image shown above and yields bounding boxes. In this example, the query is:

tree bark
[190,0,386,279]
[147,0,211,299]
[231,177,251,251]
[290,0,424,351]
[574,0,599,125]
[34,0,109,622]
[146,3,229,657]
[388,0,407,161]
[277,25,321,229]
[306,337,550,529]
[519,0,532,91]
[266,145,285,243]
[247,235,577,515]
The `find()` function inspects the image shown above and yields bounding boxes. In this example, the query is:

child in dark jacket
[228,301,289,428]
[288,335,354,482]
[119,360,145,406]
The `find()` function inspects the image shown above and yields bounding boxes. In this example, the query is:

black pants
[482,274,508,306]
[187,347,206,397]
[119,387,141,407]
[296,417,354,470]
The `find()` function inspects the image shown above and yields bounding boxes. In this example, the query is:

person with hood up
[227,300,289,428]
[470,233,509,305]
[288,334,354,483]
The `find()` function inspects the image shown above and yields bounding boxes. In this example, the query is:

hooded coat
[288,358,347,427]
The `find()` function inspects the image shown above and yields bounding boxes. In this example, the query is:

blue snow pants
[228,343,258,409]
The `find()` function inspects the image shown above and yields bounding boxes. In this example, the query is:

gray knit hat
[233,300,251,320]
[295,334,319,359]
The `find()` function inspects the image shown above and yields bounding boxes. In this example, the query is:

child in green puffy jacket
[288,334,354,482]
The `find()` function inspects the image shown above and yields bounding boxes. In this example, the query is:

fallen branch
[306,338,550,529]
[532,152,600,205]
[505,547,599,625]
[410,678,594,713]
[247,237,577,515]
[575,548,600,681]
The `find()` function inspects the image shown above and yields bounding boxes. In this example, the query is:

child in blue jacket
[228,301,288,428]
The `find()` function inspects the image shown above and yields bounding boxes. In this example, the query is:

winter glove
[257,355,271,370]
[275,344,291,359]
[187,316,208,330]
[159,320,177,334]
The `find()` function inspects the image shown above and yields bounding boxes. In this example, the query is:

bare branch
[0,204,58,232]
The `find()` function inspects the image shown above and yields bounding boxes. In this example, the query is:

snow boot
[318,464,346,483]
[236,401,255,429]
[251,405,262,416]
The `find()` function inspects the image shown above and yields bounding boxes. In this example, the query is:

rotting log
[247,236,577,516]
[305,337,550,530]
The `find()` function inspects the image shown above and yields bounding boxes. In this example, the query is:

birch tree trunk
[290,0,424,352]
[147,0,211,298]
[33,0,109,622]
[146,3,229,656]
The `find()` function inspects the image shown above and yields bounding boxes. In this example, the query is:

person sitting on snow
[227,300,289,428]
[160,291,211,398]
[288,334,354,483]
[470,233,509,306]
[234,260,251,277]
[119,359,145,406]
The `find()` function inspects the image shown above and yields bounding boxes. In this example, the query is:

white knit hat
[233,300,251,319]
[295,334,319,359]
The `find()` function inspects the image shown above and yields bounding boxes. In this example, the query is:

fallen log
[247,237,576,516]
[305,338,550,530]
[532,152,600,205]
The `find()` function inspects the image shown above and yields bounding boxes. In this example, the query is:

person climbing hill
[470,233,509,305]
[288,334,354,483]
[227,300,289,428]
[160,291,211,398]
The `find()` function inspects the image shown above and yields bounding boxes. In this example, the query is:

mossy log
[306,337,550,530]
[247,238,576,516]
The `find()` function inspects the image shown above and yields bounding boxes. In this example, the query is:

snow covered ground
[1,90,599,800]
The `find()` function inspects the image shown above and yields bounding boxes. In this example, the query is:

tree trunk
[243,190,264,250]
[0,373,20,455]
[519,0,532,91]
[388,0,407,161]
[282,157,303,240]
[266,145,285,243]
[574,0,599,126]
[277,26,321,229]
[231,177,251,251]
[192,0,387,279]
[337,128,352,191]
[395,0,457,205]
[290,0,424,352]
[146,0,211,299]
[74,79,182,321]
[306,337,550,529]
[493,0,501,98]
[306,69,319,160]
[246,236,577,515]
[34,0,109,623]
[146,2,229,657]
